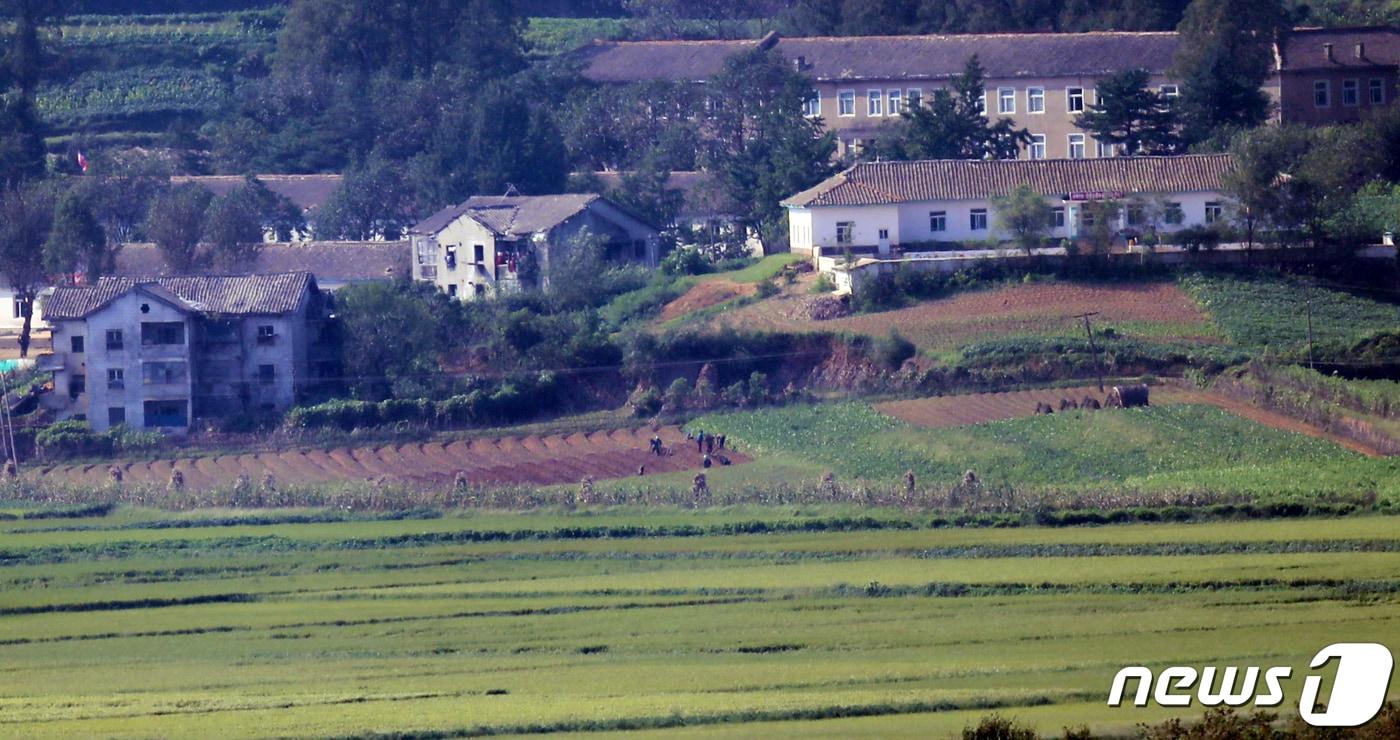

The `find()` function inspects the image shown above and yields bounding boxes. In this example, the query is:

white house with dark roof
[39,273,330,432]
[782,154,1234,260]
[409,194,660,301]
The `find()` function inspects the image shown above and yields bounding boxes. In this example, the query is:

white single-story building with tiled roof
[781,154,1235,259]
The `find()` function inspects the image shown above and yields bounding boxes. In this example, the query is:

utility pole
[1074,311,1106,392]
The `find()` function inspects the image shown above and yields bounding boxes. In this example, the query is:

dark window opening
[105,329,123,351]
[141,322,185,346]
[108,407,126,426]
[71,335,85,354]
[143,399,188,428]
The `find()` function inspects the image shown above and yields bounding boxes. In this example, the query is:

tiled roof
[43,273,316,321]
[112,243,408,284]
[411,194,601,237]
[782,154,1234,207]
[170,175,343,213]
[1276,26,1400,72]
[573,31,1181,84]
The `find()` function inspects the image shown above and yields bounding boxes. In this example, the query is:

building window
[906,88,922,110]
[142,361,186,386]
[1029,134,1046,160]
[256,325,276,345]
[1067,87,1085,113]
[473,244,485,263]
[838,89,855,116]
[1159,84,1179,99]
[1081,208,1096,227]
[1343,79,1359,106]
[1052,207,1066,228]
[71,335,84,354]
[1165,202,1185,224]
[108,407,125,427]
[1315,80,1331,108]
[887,89,901,114]
[1027,87,1045,114]
[978,90,987,115]
[1127,205,1145,225]
[105,329,123,351]
[107,368,124,390]
[1370,78,1386,104]
[803,90,821,117]
[447,284,458,298]
[997,87,1015,114]
[929,211,947,232]
[970,209,988,231]
[1067,134,1086,159]
[867,89,883,117]
[445,245,457,269]
[143,399,188,429]
[12,298,25,318]
[1205,201,1224,224]
[835,221,854,244]
[877,228,889,240]
[69,374,85,398]
[258,364,275,385]
[141,322,184,346]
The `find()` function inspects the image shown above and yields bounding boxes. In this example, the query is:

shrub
[811,273,836,293]
[873,329,916,369]
[660,247,708,276]
[35,420,113,459]
[755,279,780,298]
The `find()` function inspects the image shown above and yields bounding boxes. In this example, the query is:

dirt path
[659,280,755,323]
[29,426,751,492]
[878,385,1388,457]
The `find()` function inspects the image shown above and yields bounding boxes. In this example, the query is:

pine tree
[1171,0,1288,142]
[884,56,1031,160]
[1075,69,1182,155]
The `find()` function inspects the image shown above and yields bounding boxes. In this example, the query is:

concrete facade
[40,274,326,433]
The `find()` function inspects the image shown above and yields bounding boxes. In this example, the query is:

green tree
[315,159,416,241]
[1074,69,1181,155]
[883,56,1031,160]
[44,189,111,281]
[702,47,837,253]
[335,281,461,400]
[0,0,63,187]
[238,177,306,242]
[145,183,212,272]
[0,182,54,357]
[411,79,570,208]
[992,184,1053,254]
[1171,0,1288,142]
[611,152,684,228]
[202,188,264,270]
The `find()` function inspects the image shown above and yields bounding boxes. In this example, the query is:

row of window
[1313,77,1388,108]
[815,84,1178,119]
[832,200,1217,244]
[71,360,278,396]
[104,400,189,429]
[66,323,277,354]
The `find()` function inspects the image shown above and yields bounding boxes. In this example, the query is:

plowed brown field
[877,386,1386,457]
[710,281,1217,350]
[29,426,750,492]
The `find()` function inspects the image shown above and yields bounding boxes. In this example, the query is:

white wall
[799,190,1228,250]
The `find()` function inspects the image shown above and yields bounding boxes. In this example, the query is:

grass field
[688,401,1400,500]
[1,507,1398,737]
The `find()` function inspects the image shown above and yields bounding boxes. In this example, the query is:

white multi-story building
[783,153,1234,259]
[410,194,660,301]
[39,273,329,433]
